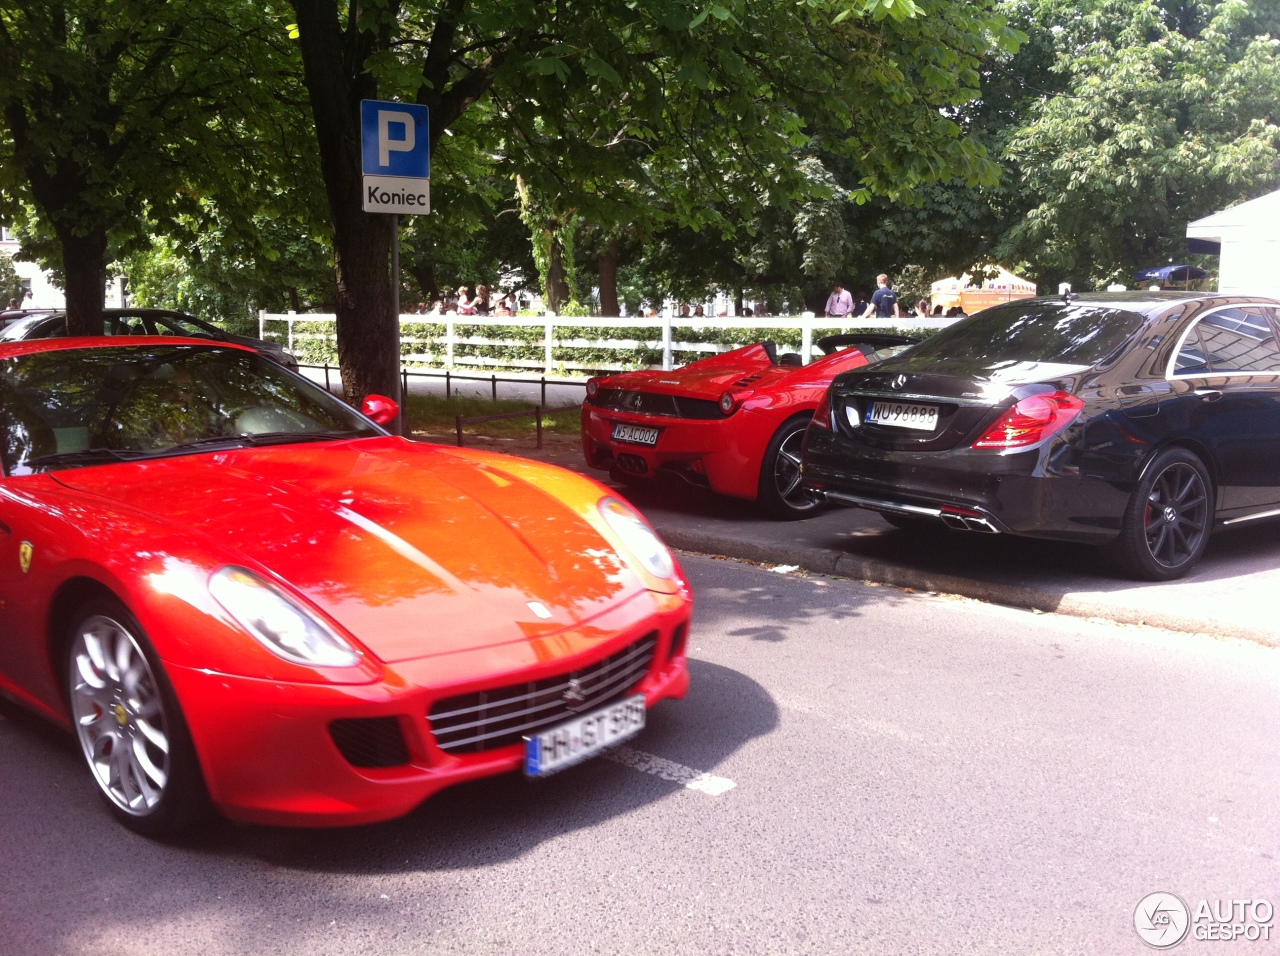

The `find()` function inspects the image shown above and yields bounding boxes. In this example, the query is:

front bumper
[169,590,691,827]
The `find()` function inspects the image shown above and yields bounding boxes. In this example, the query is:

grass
[404,394,581,438]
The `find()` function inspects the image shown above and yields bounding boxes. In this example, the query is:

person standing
[825,282,853,318]
[863,274,901,318]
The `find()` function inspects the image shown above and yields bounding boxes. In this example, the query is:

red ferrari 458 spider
[581,334,918,518]
[0,338,690,834]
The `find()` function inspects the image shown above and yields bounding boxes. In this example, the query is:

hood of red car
[602,343,793,399]
[52,439,645,662]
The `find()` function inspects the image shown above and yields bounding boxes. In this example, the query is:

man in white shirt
[825,282,853,318]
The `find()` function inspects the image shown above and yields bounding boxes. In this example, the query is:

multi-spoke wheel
[758,416,826,520]
[1110,448,1214,581]
[66,599,208,836]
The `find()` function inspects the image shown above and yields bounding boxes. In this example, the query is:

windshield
[906,301,1147,367]
[0,344,379,475]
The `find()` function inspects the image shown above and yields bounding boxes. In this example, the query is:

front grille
[329,717,410,768]
[590,389,726,420]
[428,632,659,754]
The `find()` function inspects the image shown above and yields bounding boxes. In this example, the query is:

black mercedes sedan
[801,292,1280,580]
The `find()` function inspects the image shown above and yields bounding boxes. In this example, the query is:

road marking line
[605,746,736,795]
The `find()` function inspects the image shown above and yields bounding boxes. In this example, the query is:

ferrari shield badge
[18,541,33,574]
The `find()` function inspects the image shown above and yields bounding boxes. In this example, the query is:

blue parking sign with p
[361,101,429,178]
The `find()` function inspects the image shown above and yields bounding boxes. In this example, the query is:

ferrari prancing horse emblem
[18,541,33,574]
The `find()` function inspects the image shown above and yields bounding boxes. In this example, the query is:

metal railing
[300,363,588,405]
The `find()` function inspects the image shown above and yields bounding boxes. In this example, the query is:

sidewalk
[486,435,1280,646]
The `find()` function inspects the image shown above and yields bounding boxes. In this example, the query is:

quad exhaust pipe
[937,512,998,533]
[817,489,1000,534]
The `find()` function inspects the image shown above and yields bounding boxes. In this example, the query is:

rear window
[908,302,1146,366]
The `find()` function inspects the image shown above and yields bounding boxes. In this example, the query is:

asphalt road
[2,555,1276,955]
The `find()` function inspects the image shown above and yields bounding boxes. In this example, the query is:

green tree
[0,0,306,334]
[0,251,22,303]
[1001,0,1280,287]
[290,0,1019,398]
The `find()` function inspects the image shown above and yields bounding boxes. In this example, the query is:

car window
[0,344,379,475]
[152,314,218,339]
[1172,307,1280,375]
[903,301,1146,366]
[105,315,151,336]
[0,316,63,341]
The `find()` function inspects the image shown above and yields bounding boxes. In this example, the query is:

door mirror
[361,393,400,426]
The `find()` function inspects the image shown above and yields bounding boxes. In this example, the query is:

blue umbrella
[1135,264,1208,285]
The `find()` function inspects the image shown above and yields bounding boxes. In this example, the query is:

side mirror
[361,393,400,426]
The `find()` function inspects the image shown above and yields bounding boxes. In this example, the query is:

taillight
[972,390,1084,449]
[586,378,600,398]
[719,389,753,414]
[810,388,834,430]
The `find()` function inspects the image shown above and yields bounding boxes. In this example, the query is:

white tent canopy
[1186,189,1280,296]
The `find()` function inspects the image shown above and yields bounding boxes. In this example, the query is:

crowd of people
[402,276,966,321]
[825,274,966,320]
[408,284,526,317]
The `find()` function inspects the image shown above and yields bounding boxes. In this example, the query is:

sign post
[361,100,430,434]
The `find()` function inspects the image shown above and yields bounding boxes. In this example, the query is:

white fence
[258,311,959,375]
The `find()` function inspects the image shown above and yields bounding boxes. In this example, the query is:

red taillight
[972,391,1084,449]
[810,388,834,430]
[586,378,600,398]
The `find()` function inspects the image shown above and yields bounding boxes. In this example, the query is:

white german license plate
[612,423,660,446]
[867,401,938,431]
[524,694,646,777]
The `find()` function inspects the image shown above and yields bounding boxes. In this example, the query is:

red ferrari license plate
[611,423,660,446]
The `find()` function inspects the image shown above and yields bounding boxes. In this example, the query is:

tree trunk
[407,262,437,303]
[292,0,398,404]
[597,238,620,317]
[57,228,108,336]
[546,232,570,314]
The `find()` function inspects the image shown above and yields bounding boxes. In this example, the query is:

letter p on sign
[378,110,415,166]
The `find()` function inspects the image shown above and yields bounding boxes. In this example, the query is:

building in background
[1,227,125,308]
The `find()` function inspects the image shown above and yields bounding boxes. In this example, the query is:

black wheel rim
[1143,462,1209,569]
[774,429,817,510]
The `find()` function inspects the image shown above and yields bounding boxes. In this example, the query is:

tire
[65,597,211,837]
[1109,447,1214,581]
[758,416,826,520]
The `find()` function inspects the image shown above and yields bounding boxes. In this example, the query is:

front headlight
[598,497,675,580]
[209,567,360,667]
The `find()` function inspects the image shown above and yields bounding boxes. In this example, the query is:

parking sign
[361,100,430,215]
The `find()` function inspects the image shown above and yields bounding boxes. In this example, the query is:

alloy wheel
[772,427,812,508]
[69,615,171,816]
[1143,461,1209,569]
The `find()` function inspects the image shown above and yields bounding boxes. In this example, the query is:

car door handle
[0,520,9,536]
[1194,388,1223,402]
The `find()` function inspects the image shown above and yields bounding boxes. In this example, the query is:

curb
[658,528,1280,648]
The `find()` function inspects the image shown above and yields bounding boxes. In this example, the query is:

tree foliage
[288,0,1019,395]
[1001,0,1280,287]
[0,0,310,333]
